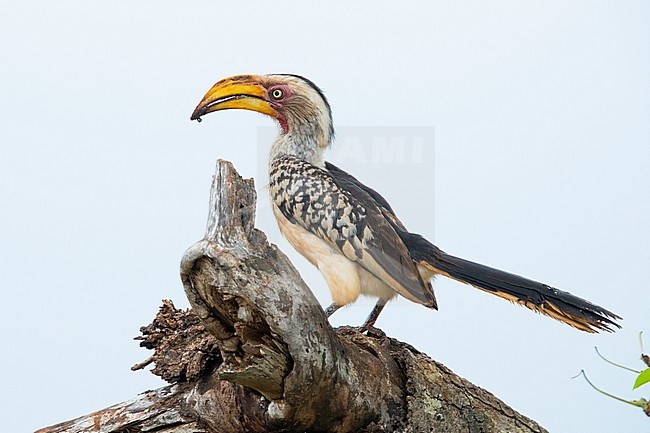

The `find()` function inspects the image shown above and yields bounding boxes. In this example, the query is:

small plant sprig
[575,332,650,417]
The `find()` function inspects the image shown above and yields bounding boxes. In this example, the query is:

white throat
[269,128,327,168]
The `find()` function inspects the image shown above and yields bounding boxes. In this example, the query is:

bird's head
[191,74,334,151]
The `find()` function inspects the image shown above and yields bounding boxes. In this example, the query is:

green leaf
[633,368,650,390]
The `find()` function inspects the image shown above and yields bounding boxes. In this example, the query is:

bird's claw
[355,325,385,338]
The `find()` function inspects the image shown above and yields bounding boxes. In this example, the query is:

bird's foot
[324,303,341,318]
[355,324,385,338]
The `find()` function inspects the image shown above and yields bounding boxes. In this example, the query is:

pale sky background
[1,1,648,432]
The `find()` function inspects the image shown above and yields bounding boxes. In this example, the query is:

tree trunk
[37,160,548,433]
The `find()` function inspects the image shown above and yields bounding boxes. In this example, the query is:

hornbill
[190,74,621,334]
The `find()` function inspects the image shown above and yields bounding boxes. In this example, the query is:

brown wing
[271,157,436,306]
[325,162,407,231]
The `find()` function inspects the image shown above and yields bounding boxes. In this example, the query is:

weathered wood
[35,385,205,433]
[179,160,405,431]
[37,159,549,433]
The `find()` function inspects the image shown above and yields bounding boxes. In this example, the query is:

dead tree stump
[37,160,548,433]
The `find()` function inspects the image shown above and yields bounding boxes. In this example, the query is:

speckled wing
[270,157,436,307]
[325,162,407,231]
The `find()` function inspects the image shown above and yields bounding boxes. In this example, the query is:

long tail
[399,231,622,333]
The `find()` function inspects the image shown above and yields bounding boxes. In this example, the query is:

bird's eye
[270,88,284,101]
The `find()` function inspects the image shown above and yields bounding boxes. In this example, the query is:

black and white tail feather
[400,230,621,333]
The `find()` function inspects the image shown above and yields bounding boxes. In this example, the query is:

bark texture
[37,160,549,433]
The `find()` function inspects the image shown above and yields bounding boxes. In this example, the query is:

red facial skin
[267,84,292,133]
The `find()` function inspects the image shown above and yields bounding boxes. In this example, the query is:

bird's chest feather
[270,203,332,265]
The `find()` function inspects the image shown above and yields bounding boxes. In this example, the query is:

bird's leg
[358,300,388,334]
[324,303,341,318]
